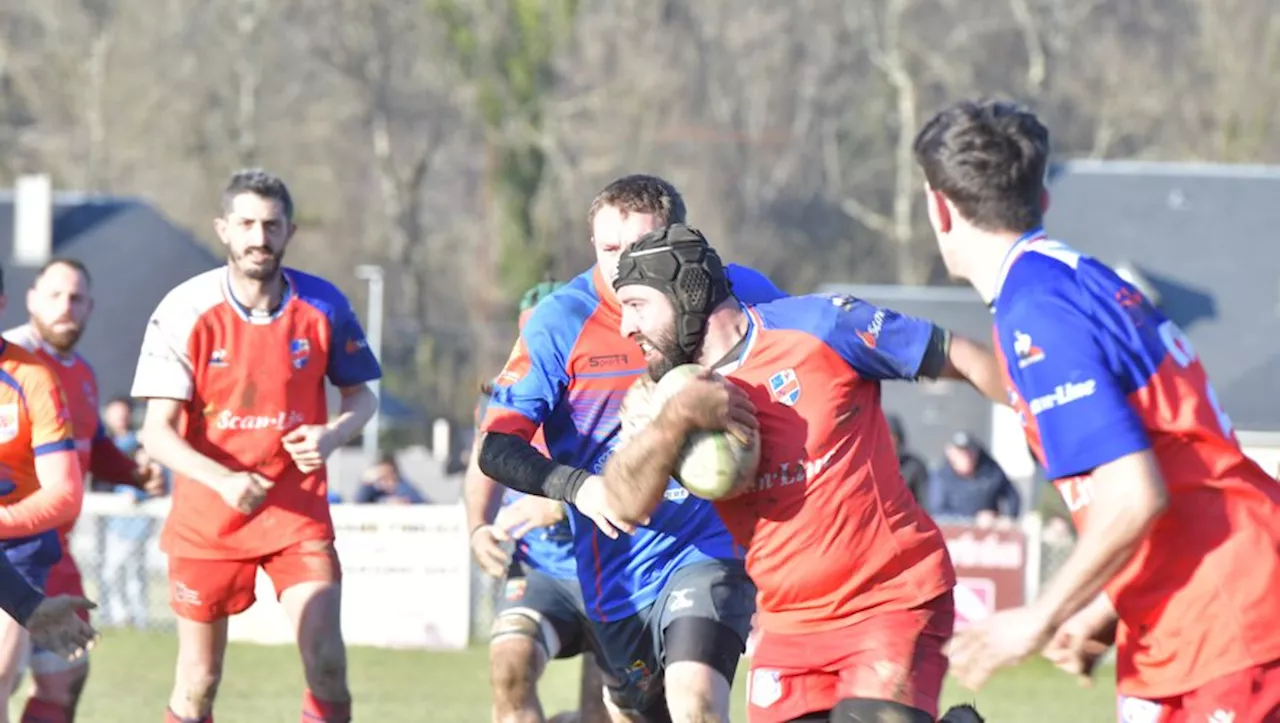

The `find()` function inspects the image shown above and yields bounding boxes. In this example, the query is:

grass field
[21,628,1118,722]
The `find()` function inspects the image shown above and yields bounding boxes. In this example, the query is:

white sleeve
[131,292,199,401]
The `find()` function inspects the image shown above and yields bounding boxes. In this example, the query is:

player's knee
[663,661,730,723]
[489,638,541,704]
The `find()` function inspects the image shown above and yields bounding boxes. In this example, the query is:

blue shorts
[593,558,757,720]
[0,529,62,592]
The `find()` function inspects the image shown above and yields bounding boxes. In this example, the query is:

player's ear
[286,220,298,241]
[925,184,952,235]
[213,216,229,243]
[0,295,8,317]
[1041,187,1051,214]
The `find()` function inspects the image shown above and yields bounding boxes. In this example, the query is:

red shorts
[745,592,954,723]
[167,539,340,623]
[44,553,89,623]
[1121,658,1280,723]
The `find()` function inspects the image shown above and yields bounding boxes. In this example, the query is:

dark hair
[106,395,132,407]
[913,99,1050,233]
[221,168,294,221]
[376,451,399,469]
[35,257,92,288]
[587,174,687,233]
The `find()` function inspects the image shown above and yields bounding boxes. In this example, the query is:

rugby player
[915,99,1280,722]
[466,280,608,723]
[133,169,381,723]
[599,224,1005,723]
[3,258,165,723]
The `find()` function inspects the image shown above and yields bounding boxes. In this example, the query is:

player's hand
[663,372,757,434]
[134,461,166,497]
[573,475,639,539]
[470,524,511,578]
[946,604,1054,691]
[218,471,274,514]
[25,595,98,661]
[1041,596,1117,687]
[281,425,337,473]
[494,496,567,539]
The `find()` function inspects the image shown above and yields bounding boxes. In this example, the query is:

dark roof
[1044,160,1280,432]
[0,193,421,424]
[812,284,995,470]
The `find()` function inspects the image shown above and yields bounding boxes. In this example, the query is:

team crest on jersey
[209,348,229,367]
[767,369,801,406]
[289,339,311,370]
[1013,330,1045,368]
[0,403,19,444]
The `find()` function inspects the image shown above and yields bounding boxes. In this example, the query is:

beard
[232,245,283,281]
[31,317,83,353]
[639,326,696,382]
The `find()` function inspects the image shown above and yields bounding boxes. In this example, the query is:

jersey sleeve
[999,293,1149,480]
[480,312,571,441]
[727,265,787,304]
[327,296,382,387]
[22,366,75,457]
[131,296,196,401]
[819,296,936,380]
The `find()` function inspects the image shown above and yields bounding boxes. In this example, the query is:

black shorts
[493,560,595,660]
[593,558,756,719]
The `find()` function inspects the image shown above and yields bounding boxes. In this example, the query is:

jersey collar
[990,227,1047,312]
[713,303,760,375]
[223,267,294,324]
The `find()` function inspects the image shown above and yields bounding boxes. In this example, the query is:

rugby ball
[649,364,761,500]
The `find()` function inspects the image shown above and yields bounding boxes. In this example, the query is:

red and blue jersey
[993,231,1280,699]
[481,264,785,621]
[132,268,382,560]
[714,294,954,634]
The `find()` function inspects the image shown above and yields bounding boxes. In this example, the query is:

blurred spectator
[927,432,1020,526]
[354,453,427,504]
[886,415,929,504]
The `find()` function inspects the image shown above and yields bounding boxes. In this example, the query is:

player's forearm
[138,423,232,491]
[0,554,45,626]
[463,446,504,531]
[1031,452,1167,630]
[326,385,378,448]
[478,432,589,501]
[934,334,1008,405]
[602,408,689,524]
[0,451,84,537]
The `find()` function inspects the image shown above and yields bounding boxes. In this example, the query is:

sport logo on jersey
[857,308,887,349]
[0,403,18,444]
[1013,330,1045,368]
[290,339,311,369]
[767,369,801,406]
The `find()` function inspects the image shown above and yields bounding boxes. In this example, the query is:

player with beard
[132,169,381,723]
[1,258,165,723]
[598,225,1004,723]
